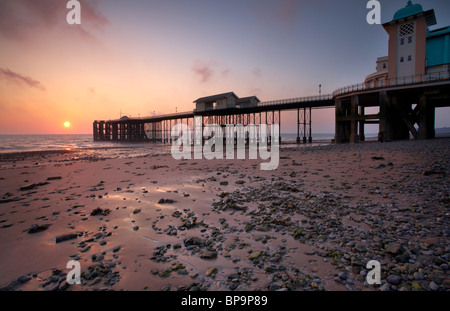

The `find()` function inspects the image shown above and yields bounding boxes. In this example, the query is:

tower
[382,1,436,79]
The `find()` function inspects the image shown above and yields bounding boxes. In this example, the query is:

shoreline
[0,138,448,291]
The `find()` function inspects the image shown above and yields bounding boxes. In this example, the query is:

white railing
[332,71,450,97]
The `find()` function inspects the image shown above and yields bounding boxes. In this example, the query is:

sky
[0,0,449,134]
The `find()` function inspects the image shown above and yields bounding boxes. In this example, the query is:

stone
[199,250,217,259]
[413,272,424,280]
[205,267,218,277]
[47,176,62,181]
[338,271,347,280]
[248,251,262,260]
[90,208,111,216]
[158,198,176,204]
[387,274,402,285]
[28,224,50,234]
[385,243,403,255]
[411,282,422,290]
[429,281,439,291]
[17,275,31,283]
[55,233,78,244]
[184,237,204,247]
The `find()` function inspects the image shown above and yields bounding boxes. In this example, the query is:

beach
[0,139,449,291]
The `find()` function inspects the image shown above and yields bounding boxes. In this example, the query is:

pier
[93,71,449,145]
[93,94,335,144]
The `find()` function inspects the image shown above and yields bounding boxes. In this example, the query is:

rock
[429,281,439,291]
[58,280,69,291]
[90,208,111,216]
[205,267,218,277]
[133,226,139,231]
[422,169,444,176]
[413,272,424,280]
[200,250,217,259]
[17,275,31,283]
[47,176,62,181]
[411,282,422,290]
[20,183,37,191]
[94,254,104,262]
[55,233,78,244]
[133,208,141,214]
[161,284,171,291]
[184,237,204,247]
[158,198,176,204]
[159,269,172,278]
[220,181,229,186]
[248,251,262,260]
[27,224,50,234]
[227,273,241,280]
[385,243,403,255]
[338,271,347,280]
[387,274,402,285]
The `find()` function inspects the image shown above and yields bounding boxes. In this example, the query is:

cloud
[221,68,231,77]
[0,0,109,40]
[276,0,299,25]
[250,88,262,97]
[192,60,217,83]
[252,68,262,78]
[0,68,46,91]
[250,0,300,28]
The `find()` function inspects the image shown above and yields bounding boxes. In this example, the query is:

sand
[0,139,449,291]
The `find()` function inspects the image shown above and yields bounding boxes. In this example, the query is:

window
[408,55,412,62]
[400,57,404,63]
[383,64,386,69]
[400,38,405,45]
[400,22,414,36]
[408,36,413,44]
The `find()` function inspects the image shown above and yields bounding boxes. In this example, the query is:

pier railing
[258,94,333,107]
[333,71,450,97]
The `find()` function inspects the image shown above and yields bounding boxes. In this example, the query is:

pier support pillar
[308,107,312,143]
[418,94,435,140]
[359,105,365,142]
[349,95,359,144]
[334,99,342,143]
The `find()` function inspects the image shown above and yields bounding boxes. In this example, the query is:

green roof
[392,1,424,21]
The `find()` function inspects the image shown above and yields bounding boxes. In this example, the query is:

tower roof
[392,1,424,21]
[383,1,436,27]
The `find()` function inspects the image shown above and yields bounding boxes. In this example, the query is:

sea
[0,133,381,154]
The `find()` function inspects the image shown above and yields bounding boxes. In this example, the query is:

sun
[64,121,71,128]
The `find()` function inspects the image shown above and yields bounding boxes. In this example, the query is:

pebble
[387,275,402,285]
[429,281,439,291]
[17,275,31,283]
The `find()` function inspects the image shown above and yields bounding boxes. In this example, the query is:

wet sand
[0,139,449,291]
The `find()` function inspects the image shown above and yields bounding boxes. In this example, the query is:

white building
[365,1,449,85]
[193,92,238,112]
